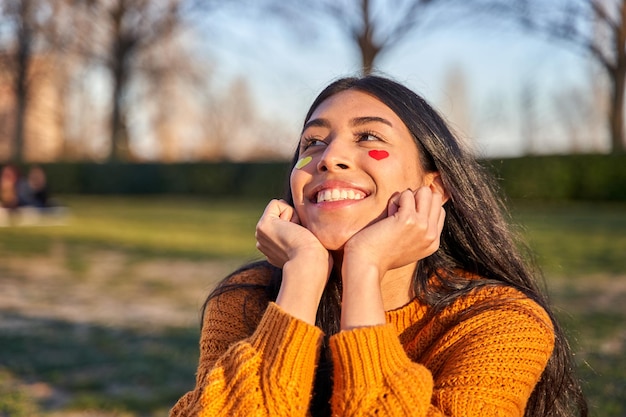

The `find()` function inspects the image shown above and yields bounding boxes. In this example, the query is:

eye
[301,137,327,150]
[357,131,383,142]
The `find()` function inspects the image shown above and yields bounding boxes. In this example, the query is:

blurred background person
[20,165,50,208]
[1,164,24,209]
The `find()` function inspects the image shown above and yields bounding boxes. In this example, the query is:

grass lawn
[0,196,266,261]
[0,196,625,416]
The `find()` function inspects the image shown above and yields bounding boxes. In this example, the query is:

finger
[412,186,434,219]
[261,199,283,219]
[260,199,295,222]
[427,185,445,228]
[270,199,294,221]
[387,191,402,217]
[424,195,445,253]
[256,199,286,242]
[290,206,302,224]
[395,189,418,217]
[429,189,444,217]
[278,205,294,221]
[273,200,302,224]
[437,206,446,232]
[429,184,445,207]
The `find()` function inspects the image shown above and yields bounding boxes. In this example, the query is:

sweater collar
[385,297,428,335]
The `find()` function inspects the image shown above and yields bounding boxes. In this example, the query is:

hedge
[20,162,292,199]
[8,154,626,201]
[487,154,626,201]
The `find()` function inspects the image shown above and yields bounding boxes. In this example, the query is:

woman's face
[290,89,428,250]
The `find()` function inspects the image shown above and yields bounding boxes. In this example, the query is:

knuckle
[425,229,438,242]
[410,217,428,232]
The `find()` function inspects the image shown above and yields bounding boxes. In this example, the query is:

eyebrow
[302,118,330,131]
[302,116,393,132]
[351,116,393,127]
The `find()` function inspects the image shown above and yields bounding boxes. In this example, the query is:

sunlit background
[1,1,625,417]
[0,0,620,164]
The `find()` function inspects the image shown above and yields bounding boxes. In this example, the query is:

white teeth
[316,189,365,203]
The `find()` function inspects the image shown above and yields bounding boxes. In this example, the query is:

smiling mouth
[316,188,366,203]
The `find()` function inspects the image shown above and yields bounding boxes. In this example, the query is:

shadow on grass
[1,305,625,417]
[0,310,199,416]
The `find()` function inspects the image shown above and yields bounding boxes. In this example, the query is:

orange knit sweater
[170,264,554,417]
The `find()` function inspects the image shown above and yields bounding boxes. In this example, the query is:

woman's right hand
[255,199,332,324]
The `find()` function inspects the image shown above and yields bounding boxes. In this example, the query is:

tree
[141,34,215,162]
[0,0,57,163]
[492,0,626,153]
[264,0,463,75]
[73,0,185,162]
[551,78,607,153]
[175,73,293,161]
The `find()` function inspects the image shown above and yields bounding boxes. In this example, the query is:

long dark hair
[205,75,587,417]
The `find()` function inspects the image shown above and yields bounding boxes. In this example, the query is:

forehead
[306,90,402,125]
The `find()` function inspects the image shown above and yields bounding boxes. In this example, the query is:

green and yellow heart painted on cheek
[295,156,313,169]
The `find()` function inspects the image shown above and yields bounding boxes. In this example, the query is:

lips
[308,180,370,204]
[316,188,366,203]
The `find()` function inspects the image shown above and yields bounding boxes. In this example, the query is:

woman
[170,75,587,416]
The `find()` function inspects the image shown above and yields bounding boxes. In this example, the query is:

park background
[1,1,625,416]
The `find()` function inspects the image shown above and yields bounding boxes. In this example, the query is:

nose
[316,140,353,172]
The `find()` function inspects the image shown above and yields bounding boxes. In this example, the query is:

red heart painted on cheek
[368,150,389,161]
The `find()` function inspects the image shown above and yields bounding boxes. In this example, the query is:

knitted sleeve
[329,295,554,417]
[330,324,434,416]
[169,271,323,417]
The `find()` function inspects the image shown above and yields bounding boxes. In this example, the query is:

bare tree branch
[484,0,626,153]
[258,0,464,75]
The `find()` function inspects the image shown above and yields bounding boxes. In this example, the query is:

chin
[311,229,356,252]
[321,240,347,252]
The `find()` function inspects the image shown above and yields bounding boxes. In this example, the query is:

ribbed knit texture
[170,265,554,417]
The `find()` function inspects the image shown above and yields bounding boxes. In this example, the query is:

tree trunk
[609,68,626,154]
[359,41,379,75]
[12,72,27,163]
[11,0,32,163]
[109,62,129,162]
[357,0,380,75]
[108,3,131,163]
[609,0,626,154]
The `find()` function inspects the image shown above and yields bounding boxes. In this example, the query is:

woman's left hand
[343,186,445,277]
[339,186,445,329]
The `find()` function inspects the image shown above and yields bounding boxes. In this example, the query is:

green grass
[2,197,625,276]
[0,196,266,261]
[511,200,626,276]
[0,315,198,416]
[0,196,624,416]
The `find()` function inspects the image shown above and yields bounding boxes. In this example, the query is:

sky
[197,5,604,158]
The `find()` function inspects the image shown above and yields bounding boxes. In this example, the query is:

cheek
[371,155,423,191]
[368,150,389,161]
[289,168,308,203]
[295,156,313,169]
